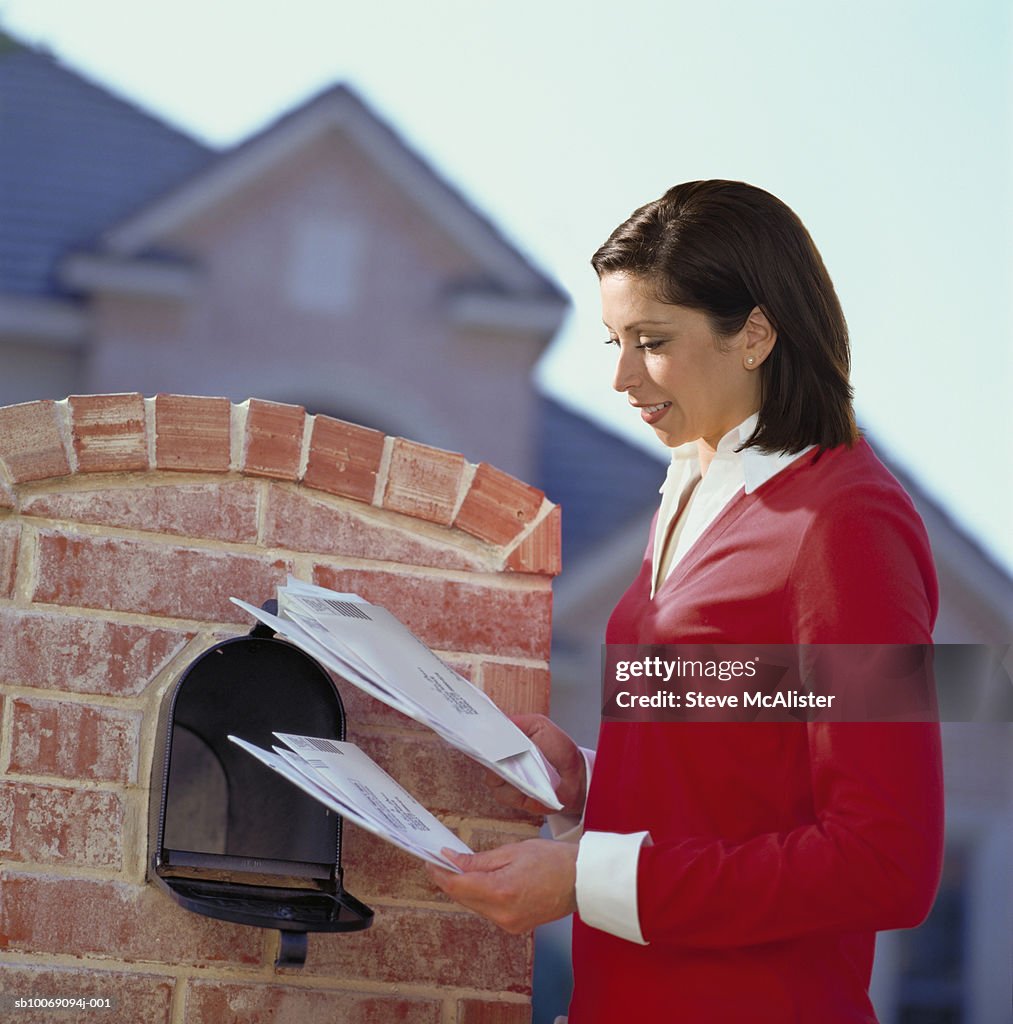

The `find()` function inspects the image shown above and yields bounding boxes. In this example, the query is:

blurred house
[1,31,1009,1024]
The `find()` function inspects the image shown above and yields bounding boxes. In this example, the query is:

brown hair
[591,180,858,453]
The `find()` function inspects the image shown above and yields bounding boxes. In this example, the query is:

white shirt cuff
[547,747,595,842]
[575,829,652,945]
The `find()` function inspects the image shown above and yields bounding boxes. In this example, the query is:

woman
[427,180,943,1022]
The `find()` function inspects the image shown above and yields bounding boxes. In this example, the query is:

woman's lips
[640,401,672,425]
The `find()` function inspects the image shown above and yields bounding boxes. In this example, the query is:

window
[286,219,361,315]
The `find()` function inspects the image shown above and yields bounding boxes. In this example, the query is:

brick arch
[0,394,560,573]
[0,392,558,1024]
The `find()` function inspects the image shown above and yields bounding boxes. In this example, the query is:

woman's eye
[637,339,666,351]
[604,336,619,346]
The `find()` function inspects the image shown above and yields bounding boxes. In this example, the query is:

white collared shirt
[555,415,812,945]
[651,414,811,596]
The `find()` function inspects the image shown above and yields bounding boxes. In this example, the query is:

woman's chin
[652,424,689,449]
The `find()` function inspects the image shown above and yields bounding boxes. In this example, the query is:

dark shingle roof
[0,33,214,297]
[537,394,667,564]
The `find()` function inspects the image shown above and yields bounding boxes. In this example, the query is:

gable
[101,84,563,301]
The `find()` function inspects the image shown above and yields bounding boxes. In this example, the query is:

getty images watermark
[601,645,1013,723]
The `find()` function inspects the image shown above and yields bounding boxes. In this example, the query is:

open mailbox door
[148,606,373,967]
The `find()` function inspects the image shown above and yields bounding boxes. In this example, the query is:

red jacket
[569,440,944,1023]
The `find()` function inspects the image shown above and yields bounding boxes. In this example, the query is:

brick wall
[0,394,561,1024]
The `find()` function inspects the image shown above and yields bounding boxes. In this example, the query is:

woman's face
[601,272,768,451]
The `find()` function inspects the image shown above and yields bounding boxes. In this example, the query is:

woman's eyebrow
[603,319,674,331]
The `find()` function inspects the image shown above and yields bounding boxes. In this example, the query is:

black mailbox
[149,605,373,967]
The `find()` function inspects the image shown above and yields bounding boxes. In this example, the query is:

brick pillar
[0,395,561,1024]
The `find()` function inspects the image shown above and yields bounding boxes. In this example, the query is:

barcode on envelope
[319,598,370,618]
[300,737,343,754]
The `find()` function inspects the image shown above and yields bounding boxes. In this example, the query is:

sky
[3,0,1011,572]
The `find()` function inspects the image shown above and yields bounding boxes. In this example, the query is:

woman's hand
[487,714,587,817]
[426,839,578,933]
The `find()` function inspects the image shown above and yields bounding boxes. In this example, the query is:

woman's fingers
[425,840,578,933]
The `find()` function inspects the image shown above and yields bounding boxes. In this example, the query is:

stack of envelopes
[229,578,561,864]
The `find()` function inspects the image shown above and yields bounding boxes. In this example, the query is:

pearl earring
[746,357,755,366]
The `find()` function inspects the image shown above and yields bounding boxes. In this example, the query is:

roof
[0,31,215,298]
[100,82,567,302]
[537,394,667,564]
[0,29,564,310]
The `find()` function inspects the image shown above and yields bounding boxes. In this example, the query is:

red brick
[22,480,259,543]
[32,530,289,624]
[305,904,532,993]
[0,782,123,868]
[454,464,543,546]
[355,732,534,823]
[8,696,142,783]
[312,567,552,660]
[303,415,385,503]
[0,520,18,597]
[0,610,191,696]
[265,487,486,570]
[0,400,71,483]
[0,965,174,1024]
[506,506,561,576]
[479,663,551,716]
[342,818,452,904]
[184,980,441,1024]
[242,398,306,480]
[0,871,263,966]
[458,1000,532,1024]
[154,394,231,472]
[382,439,466,526]
[68,392,148,472]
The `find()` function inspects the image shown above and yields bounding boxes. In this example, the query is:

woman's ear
[742,306,776,370]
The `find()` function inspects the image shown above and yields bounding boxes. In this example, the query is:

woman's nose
[612,346,642,393]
